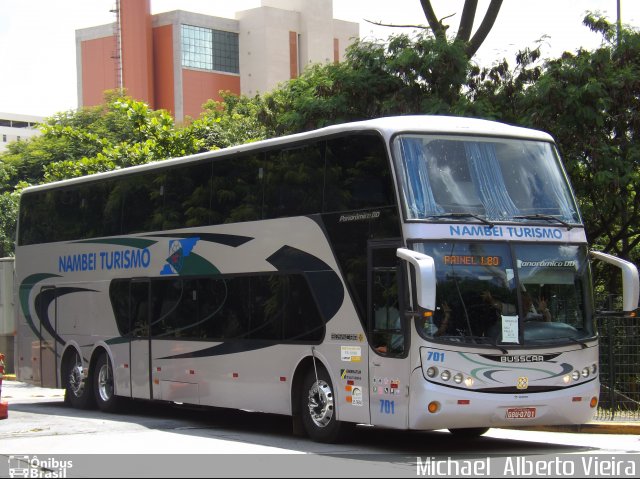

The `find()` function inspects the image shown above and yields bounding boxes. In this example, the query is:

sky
[1,0,639,118]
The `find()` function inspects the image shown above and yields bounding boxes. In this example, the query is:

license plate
[506,407,536,419]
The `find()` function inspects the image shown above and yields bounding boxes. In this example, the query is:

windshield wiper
[566,336,589,349]
[437,335,509,354]
[426,213,495,228]
[513,214,574,230]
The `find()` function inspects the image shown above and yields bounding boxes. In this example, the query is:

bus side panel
[109,342,132,398]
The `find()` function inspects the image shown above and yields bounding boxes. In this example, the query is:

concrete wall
[76,24,117,108]
[76,1,357,118]
[237,6,299,96]
[120,0,155,106]
[0,259,14,374]
[237,0,358,96]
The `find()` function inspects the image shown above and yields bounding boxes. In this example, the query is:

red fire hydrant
[0,352,8,419]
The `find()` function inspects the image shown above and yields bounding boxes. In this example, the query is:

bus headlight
[464,377,474,388]
[591,364,598,375]
[563,374,571,384]
[441,370,451,381]
[572,371,580,381]
[453,373,463,384]
[582,367,590,378]
[426,367,438,378]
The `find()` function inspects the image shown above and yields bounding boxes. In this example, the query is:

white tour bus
[15,116,639,442]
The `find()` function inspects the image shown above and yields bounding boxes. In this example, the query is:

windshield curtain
[413,242,594,346]
[394,135,580,223]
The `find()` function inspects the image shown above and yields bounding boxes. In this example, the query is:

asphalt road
[1,381,639,478]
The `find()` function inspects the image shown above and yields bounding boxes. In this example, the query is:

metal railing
[594,315,640,421]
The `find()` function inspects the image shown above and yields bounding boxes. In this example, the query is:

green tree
[520,15,640,265]
[239,31,473,136]
[0,95,205,253]
[465,14,640,295]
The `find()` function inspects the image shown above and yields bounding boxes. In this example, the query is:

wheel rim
[307,380,334,428]
[68,355,85,398]
[97,362,113,403]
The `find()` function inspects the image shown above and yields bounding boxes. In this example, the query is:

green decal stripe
[105,337,131,346]
[179,252,220,276]
[74,238,157,249]
[19,273,61,340]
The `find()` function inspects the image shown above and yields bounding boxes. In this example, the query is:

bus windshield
[413,242,595,346]
[393,135,580,224]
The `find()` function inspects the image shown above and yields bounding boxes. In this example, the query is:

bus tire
[448,427,489,437]
[62,349,95,410]
[93,352,121,413]
[300,365,351,443]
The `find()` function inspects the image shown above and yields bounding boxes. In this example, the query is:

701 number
[380,399,395,414]
[427,351,445,362]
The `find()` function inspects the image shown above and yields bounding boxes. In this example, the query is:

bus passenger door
[367,242,411,429]
[130,279,152,399]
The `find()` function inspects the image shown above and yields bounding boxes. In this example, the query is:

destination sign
[443,255,502,267]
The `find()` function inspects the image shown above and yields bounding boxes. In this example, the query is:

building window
[181,25,239,74]
[211,30,239,74]
[182,25,213,70]
[2,135,6,143]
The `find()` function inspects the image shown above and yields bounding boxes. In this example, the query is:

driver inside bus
[422,301,452,337]
[482,290,552,322]
[373,305,403,355]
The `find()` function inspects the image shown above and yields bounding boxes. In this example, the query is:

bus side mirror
[590,250,640,317]
[396,248,436,312]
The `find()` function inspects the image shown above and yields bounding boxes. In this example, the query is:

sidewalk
[2,379,638,434]
[508,421,640,435]
[1,377,64,401]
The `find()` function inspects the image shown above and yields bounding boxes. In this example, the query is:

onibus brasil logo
[8,455,73,478]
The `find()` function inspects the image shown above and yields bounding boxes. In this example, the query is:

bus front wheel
[63,349,95,409]
[300,366,351,443]
[93,352,121,413]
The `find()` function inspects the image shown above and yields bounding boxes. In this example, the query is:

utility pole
[617,0,622,47]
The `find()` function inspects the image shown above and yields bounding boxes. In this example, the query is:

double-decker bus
[15,116,639,442]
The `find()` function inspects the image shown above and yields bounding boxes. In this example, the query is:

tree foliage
[0,11,638,282]
[466,15,640,267]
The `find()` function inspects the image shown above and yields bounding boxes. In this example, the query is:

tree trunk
[419,0,503,59]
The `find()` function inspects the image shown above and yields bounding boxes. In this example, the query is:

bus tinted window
[211,152,263,224]
[150,278,199,338]
[264,144,324,219]
[17,132,395,245]
[109,279,131,336]
[325,134,394,212]
[161,162,213,229]
[109,274,324,343]
[120,172,163,235]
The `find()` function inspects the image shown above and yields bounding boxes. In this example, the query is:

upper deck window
[393,135,580,224]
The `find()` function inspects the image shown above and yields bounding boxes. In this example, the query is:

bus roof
[22,115,554,194]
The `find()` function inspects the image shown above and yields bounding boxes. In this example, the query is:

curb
[502,423,640,435]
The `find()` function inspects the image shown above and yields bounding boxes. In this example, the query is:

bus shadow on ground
[7,398,595,458]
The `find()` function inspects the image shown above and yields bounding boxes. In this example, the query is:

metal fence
[594,315,640,421]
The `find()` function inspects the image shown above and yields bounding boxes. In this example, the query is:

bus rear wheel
[300,366,351,443]
[63,349,95,409]
[93,352,121,413]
